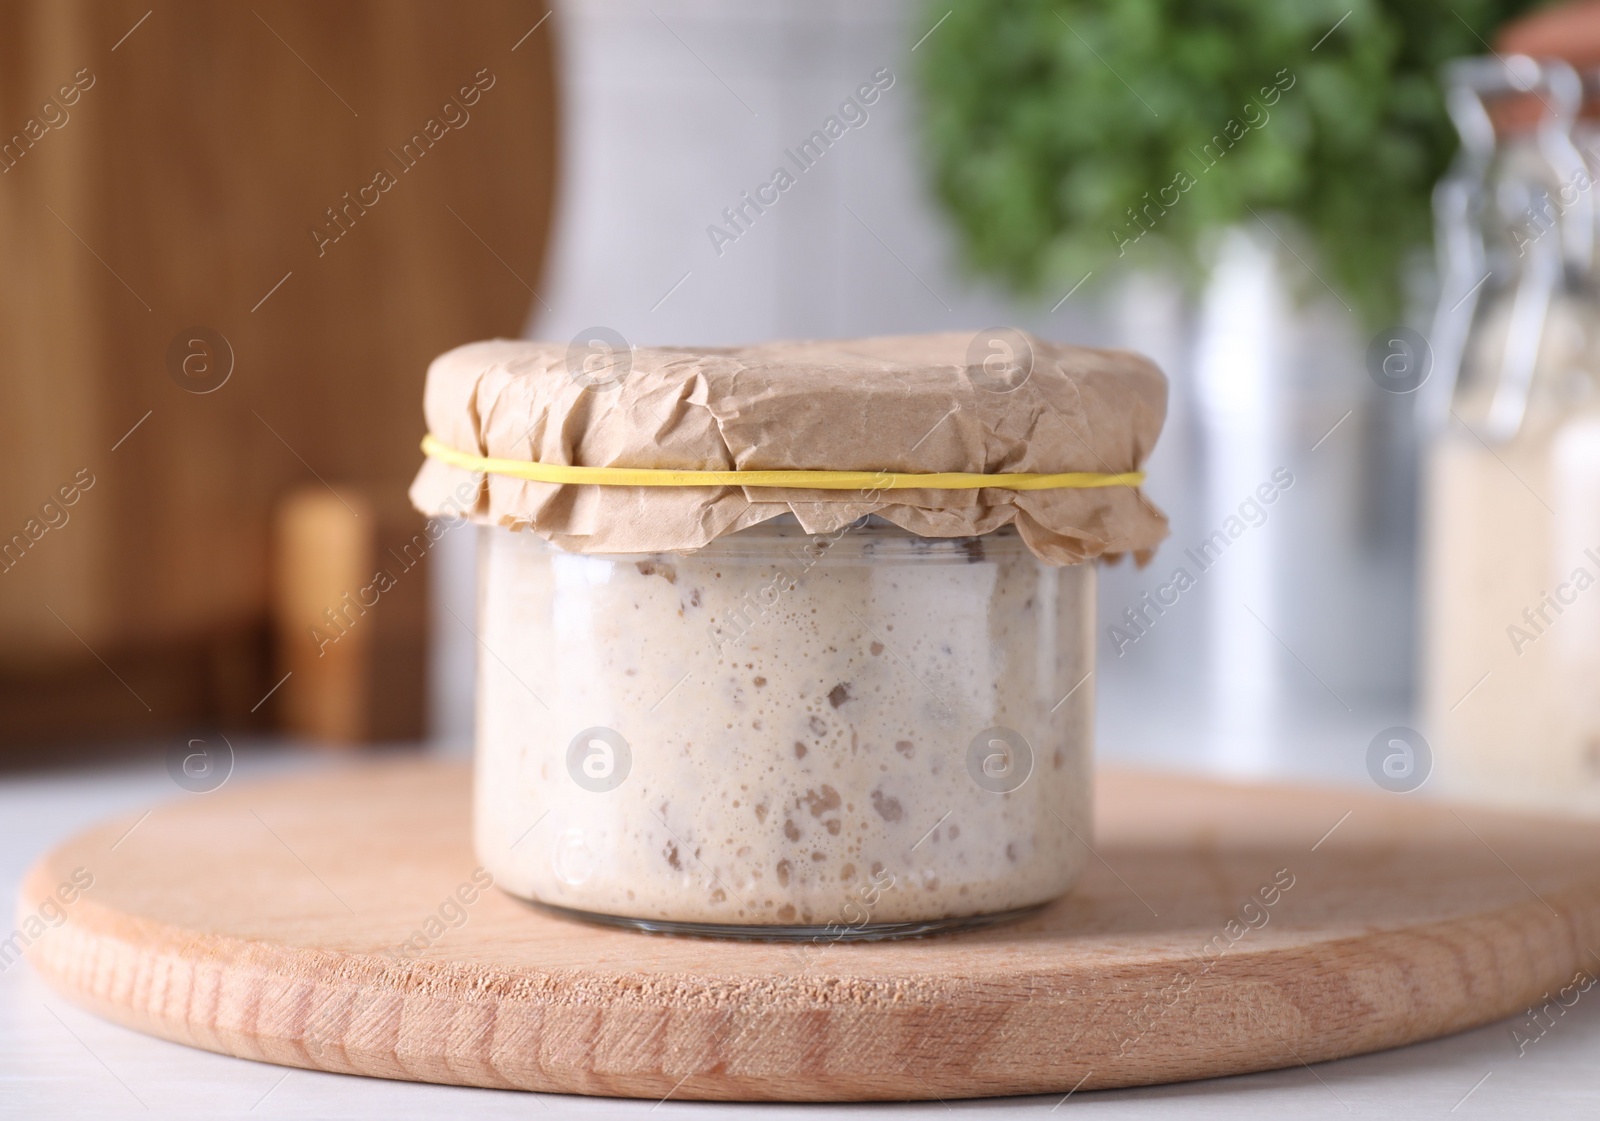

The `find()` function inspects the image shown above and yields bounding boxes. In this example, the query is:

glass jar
[472,516,1095,939]
[1423,56,1600,810]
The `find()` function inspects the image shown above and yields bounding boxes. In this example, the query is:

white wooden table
[3,739,1597,1119]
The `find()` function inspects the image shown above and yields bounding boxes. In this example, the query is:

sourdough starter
[474,519,1094,927]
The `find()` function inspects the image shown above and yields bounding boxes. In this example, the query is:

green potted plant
[915,0,1543,323]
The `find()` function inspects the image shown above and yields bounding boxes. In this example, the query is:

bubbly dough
[475,519,1094,927]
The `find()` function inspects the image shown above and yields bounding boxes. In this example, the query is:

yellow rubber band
[422,435,1143,492]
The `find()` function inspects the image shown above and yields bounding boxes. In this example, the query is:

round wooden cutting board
[20,759,1600,1101]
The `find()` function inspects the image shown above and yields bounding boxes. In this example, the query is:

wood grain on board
[18,761,1600,1101]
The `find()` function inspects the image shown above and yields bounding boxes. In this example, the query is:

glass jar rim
[500,514,1036,563]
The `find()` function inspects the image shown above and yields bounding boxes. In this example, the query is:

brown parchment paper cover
[409,332,1167,565]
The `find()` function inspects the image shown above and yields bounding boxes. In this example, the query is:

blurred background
[5,0,1600,813]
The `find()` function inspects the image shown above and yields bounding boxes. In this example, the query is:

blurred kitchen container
[1097,227,1418,780]
[272,487,431,745]
[1421,53,1600,812]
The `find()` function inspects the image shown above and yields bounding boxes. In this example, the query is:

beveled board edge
[19,848,1600,1101]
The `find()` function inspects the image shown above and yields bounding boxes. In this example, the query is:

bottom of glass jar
[524,900,1048,942]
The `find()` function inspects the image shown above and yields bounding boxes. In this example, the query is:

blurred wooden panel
[0,1,557,746]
